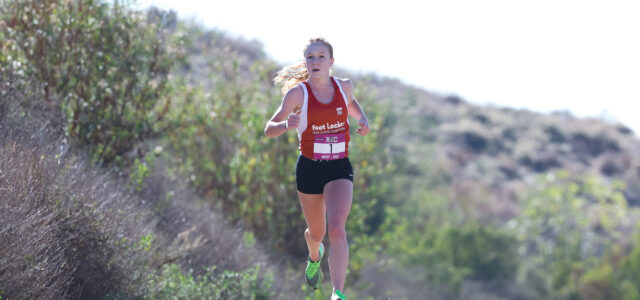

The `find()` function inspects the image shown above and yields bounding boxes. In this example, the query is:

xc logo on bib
[313,133,346,160]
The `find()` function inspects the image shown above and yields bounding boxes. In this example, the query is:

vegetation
[3,0,184,165]
[2,0,640,299]
[144,264,273,299]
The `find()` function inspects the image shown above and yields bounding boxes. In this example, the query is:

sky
[138,0,640,133]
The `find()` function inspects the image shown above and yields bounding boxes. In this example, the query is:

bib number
[313,133,346,160]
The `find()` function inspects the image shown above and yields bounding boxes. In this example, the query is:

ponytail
[273,61,308,96]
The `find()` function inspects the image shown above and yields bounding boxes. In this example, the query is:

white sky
[138,0,640,134]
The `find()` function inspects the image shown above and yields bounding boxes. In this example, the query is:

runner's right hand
[286,108,301,130]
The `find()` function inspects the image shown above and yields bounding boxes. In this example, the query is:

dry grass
[0,146,76,299]
[0,82,153,298]
[0,143,148,299]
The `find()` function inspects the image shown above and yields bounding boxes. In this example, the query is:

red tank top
[296,77,350,160]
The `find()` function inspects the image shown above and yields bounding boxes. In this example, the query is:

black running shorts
[296,155,354,194]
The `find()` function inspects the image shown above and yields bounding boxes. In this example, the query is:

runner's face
[305,42,333,79]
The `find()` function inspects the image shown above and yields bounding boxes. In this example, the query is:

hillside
[180,23,640,219]
[372,81,640,219]
[177,19,640,203]
[3,2,640,299]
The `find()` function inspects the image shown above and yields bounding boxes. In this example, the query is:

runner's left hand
[356,117,370,136]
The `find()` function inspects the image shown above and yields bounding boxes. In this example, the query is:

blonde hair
[274,37,333,95]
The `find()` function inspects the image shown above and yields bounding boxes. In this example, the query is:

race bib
[313,133,346,160]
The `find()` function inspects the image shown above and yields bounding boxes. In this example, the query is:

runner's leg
[323,179,353,292]
[298,191,326,261]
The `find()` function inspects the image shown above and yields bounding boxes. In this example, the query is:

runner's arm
[264,86,303,138]
[348,96,367,122]
[342,79,370,136]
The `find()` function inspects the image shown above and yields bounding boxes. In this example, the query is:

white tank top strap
[297,82,309,141]
[332,77,350,125]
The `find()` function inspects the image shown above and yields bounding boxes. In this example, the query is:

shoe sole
[306,244,324,289]
[306,268,323,289]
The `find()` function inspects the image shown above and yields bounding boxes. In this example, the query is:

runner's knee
[306,227,325,242]
[327,222,346,240]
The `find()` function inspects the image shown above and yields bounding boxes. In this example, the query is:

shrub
[576,233,640,300]
[619,236,640,293]
[436,224,519,283]
[513,171,633,299]
[144,264,273,300]
[545,125,566,143]
[385,185,519,294]
[579,264,617,300]
[570,132,620,157]
[413,223,519,293]
[1,0,184,165]
[440,119,505,155]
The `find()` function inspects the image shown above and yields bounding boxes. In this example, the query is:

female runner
[264,37,370,300]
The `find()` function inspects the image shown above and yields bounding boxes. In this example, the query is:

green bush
[575,236,640,300]
[579,264,617,300]
[2,0,183,165]
[385,183,519,293]
[406,224,517,293]
[514,171,633,299]
[618,235,640,297]
[576,232,640,300]
[437,224,519,283]
[145,264,273,299]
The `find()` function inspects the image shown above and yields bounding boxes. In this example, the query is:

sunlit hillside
[3,1,640,299]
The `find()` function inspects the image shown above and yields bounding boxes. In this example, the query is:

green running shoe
[305,243,324,289]
[331,289,347,300]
